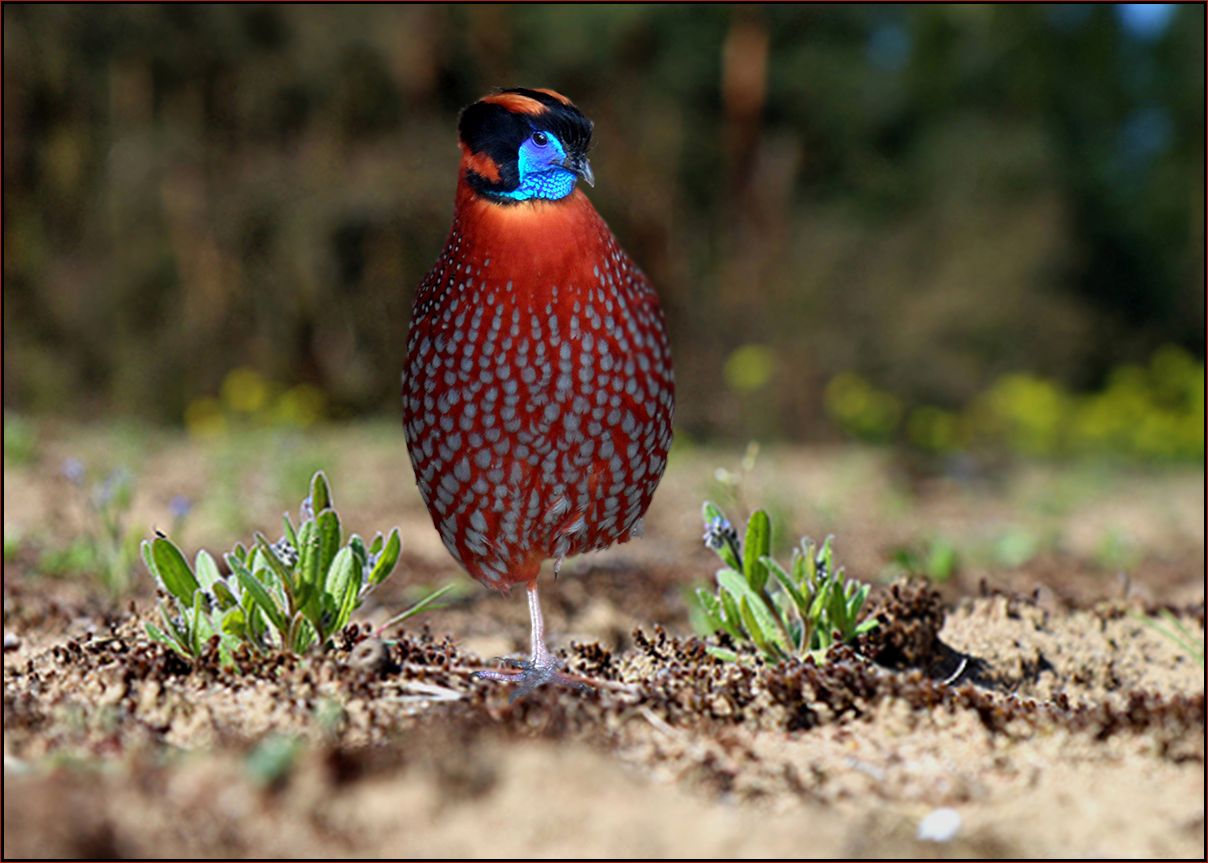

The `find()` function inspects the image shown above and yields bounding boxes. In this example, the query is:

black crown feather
[459,88,593,197]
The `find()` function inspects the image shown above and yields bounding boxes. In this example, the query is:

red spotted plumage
[402,88,674,698]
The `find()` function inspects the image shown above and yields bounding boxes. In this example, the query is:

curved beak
[561,153,595,188]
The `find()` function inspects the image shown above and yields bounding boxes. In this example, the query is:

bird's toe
[471,657,593,702]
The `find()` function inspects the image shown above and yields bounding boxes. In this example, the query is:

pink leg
[473,581,593,701]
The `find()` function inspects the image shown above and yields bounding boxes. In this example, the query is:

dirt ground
[3,422,1205,858]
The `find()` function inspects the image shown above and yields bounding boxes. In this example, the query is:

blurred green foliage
[3,415,39,465]
[990,526,1043,570]
[39,460,145,594]
[884,535,959,583]
[829,345,1204,461]
[3,5,1203,443]
[245,734,302,787]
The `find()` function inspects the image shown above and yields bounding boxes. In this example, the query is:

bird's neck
[449,176,609,283]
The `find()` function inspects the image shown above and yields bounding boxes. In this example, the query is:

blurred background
[4,4,1204,460]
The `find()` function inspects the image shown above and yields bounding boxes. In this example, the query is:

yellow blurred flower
[828,345,1203,461]
[825,372,902,442]
[185,396,227,439]
[185,369,326,438]
[979,374,1067,456]
[221,367,269,414]
[723,344,775,394]
[273,385,326,428]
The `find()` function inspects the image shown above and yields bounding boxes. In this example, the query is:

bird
[402,88,675,700]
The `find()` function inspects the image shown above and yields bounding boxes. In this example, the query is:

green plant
[1136,610,1205,668]
[989,525,1041,569]
[1095,528,1139,571]
[693,501,877,663]
[43,460,143,594]
[885,536,959,582]
[143,470,451,666]
[245,734,302,787]
[709,440,761,513]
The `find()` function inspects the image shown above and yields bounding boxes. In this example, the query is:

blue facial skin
[497,132,579,202]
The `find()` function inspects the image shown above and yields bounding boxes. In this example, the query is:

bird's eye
[531,131,549,147]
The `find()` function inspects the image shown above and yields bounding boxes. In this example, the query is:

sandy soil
[3,422,1204,857]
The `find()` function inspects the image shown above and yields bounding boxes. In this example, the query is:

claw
[472,658,593,702]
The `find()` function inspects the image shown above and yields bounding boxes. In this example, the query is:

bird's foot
[472,656,594,703]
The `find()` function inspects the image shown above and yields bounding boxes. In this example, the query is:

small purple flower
[703,516,738,551]
[811,539,831,581]
[271,536,299,567]
[361,550,380,585]
[62,458,86,486]
[169,495,193,520]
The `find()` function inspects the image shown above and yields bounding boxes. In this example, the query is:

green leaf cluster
[143,471,443,665]
[695,502,877,664]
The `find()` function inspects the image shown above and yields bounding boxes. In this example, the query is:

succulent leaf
[368,528,402,586]
[150,537,200,605]
[742,509,771,593]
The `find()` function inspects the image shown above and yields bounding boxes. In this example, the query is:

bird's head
[457,88,594,204]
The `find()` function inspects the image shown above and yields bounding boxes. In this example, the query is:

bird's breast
[403,195,674,588]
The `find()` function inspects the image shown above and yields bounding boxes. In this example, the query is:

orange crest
[480,88,574,116]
